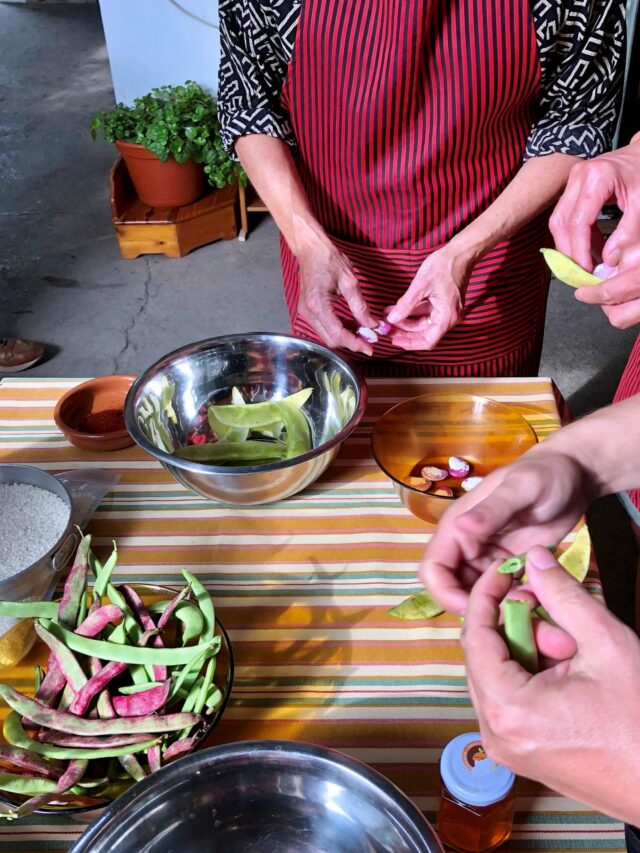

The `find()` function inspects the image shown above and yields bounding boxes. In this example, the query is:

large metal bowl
[70,740,443,853]
[125,334,367,505]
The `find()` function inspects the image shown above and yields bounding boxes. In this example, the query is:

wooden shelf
[238,180,269,241]
[109,158,239,259]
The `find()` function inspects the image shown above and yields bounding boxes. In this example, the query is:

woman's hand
[462,548,640,825]
[296,238,376,355]
[549,134,640,272]
[572,244,640,330]
[385,247,469,350]
[419,450,590,615]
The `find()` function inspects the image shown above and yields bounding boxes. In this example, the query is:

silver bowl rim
[0,463,74,589]
[124,333,368,475]
[69,739,443,853]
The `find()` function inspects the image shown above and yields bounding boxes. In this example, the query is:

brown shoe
[0,338,45,373]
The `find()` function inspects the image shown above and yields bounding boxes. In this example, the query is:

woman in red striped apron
[550,130,640,523]
[218,1,625,377]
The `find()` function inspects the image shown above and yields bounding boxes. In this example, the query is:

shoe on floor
[0,338,45,373]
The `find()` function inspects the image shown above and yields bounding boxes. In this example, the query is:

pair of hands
[550,134,640,329]
[296,238,468,355]
[421,449,640,822]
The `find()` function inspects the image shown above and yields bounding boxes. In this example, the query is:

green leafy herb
[91,81,245,190]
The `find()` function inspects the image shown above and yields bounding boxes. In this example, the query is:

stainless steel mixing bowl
[69,740,443,853]
[125,334,367,505]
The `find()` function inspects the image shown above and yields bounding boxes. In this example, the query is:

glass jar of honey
[437,732,516,853]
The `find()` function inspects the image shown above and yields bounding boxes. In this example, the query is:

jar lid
[440,733,515,807]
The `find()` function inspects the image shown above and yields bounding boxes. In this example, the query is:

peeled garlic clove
[448,456,470,478]
[421,465,447,481]
[356,326,378,344]
[461,476,484,492]
[432,487,454,497]
[375,320,393,336]
[592,262,618,280]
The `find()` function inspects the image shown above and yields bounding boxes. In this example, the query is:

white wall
[98,0,220,105]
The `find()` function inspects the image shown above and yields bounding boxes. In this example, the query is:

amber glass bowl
[54,375,137,451]
[372,394,537,524]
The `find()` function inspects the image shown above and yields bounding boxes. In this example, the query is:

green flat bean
[212,389,312,429]
[182,571,214,644]
[206,686,222,712]
[118,754,146,782]
[148,600,204,645]
[0,689,200,736]
[0,601,58,619]
[207,387,249,443]
[40,619,219,665]
[93,543,118,599]
[175,439,286,464]
[168,645,212,702]
[118,682,163,695]
[4,713,160,761]
[34,623,87,692]
[33,666,44,694]
[276,399,312,458]
[503,599,539,674]
[0,772,58,795]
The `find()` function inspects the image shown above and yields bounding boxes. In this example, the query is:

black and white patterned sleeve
[526,0,626,159]
[217,0,295,158]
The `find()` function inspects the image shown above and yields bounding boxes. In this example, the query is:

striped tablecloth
[0,376,624,852]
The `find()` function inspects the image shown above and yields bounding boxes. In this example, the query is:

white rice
[0,484,69,580]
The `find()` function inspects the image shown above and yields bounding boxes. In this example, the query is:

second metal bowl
[70,740,443,852]
[125,334,367,505]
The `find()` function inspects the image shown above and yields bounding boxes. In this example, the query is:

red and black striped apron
[280,0,549,376]
[614,336,640,513]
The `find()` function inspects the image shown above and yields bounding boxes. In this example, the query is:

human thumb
[524,546,606,648]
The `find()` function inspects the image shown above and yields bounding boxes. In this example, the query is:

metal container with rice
[0,465,75,666]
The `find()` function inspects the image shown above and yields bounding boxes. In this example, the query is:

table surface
[0,376,624,852]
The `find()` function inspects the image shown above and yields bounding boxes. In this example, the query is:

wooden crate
[110,158,239,259]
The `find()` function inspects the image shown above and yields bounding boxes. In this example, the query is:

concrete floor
[1,2,638,621]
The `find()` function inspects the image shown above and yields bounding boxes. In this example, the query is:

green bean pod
[0,686,201,735]
[503,599,539,674]
[4,713,161,760]
[39,619,219,666]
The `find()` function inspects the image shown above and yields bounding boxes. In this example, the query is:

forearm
[235,134,330,258]
[449,153,579,265]
[532,394,640,497]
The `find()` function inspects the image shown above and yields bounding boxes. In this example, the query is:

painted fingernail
[527,546,557,571]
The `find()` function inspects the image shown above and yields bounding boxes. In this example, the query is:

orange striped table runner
[0,377,624,851]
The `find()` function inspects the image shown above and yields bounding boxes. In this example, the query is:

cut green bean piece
[497,546,558,574]
[211,388,312,429]
[3,713,160,760]
[40,619,220,665]
[389,589,445,620]
[503,599,539,674]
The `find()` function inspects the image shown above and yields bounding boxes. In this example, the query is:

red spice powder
[80,408,126,434]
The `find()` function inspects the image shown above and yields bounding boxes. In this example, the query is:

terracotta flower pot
[115,140,204,208]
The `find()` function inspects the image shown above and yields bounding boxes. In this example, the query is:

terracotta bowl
[54,375,137,451]
[372,393,537,525]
